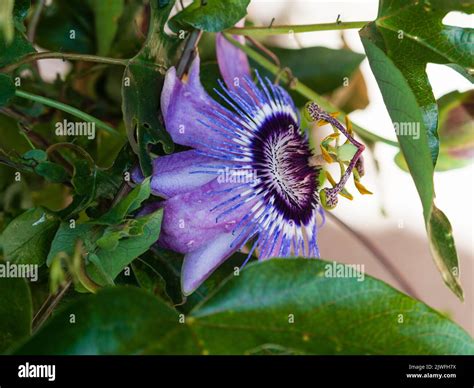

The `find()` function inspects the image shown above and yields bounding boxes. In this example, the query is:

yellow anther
[345,115,353,135]
[354,180,373,195]
[324,170,337,186]
[339,189,354,200]
[320,145,334,163]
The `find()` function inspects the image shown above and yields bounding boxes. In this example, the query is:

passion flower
[139,32,366,295]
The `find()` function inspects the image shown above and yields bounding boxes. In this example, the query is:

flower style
[144,33,364,295]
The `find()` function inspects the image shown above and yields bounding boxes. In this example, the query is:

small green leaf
[87,210,163,286]
[1,208,59,266]
[90,0,124,56]
[427,206,463,300]
[46,209,163,287]
[169,0,250,33]
[97,177,151,225]
[0,278,32,353]
[21,149,47,164]
[34,161,69,183]
[0,74,15,106]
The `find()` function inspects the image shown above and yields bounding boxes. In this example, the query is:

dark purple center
[251,112,320,225]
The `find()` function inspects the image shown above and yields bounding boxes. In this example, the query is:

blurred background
[35,0,473,335]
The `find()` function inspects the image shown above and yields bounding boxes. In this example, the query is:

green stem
[15,90,121,137]
[0,52,129,74]
[225,35,398,148]
[226,21,370,36]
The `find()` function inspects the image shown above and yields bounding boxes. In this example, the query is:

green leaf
[122,0,180,176]
[90,0,124,56]
[0,30,35,68]
[87,210,163,286]
[363,0,474,164]
[97,177,151,225]
[14,286,187,355]
[1,208,59,266]
[46,209,163,287]
[0,0,34,68]
[0,74,15,106]
[46,223,92,266]
[15,260,474,355]
[122,61,174,176]
[0,278,32,353]
[36,0,95,54]
[0,0,15,44]
[21,149,47,164]
[188,260,473,354]
[34,161,69,183]
[360,30,463,300]
[0,0,30,44]
[12,0,30,23]
[57,145,134,219]
[360,35,434,216]
[169,0,250,33]
[262,46,365,105]
[136,246,253,312]
[427,206,463,300]
[131,256,173,305]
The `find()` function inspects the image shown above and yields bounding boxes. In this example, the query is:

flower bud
[395,90,473,172]
[436,90,474,170]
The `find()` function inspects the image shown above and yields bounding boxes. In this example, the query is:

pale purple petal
[158,178,256,254]
[150,150,224,198]
[216,20,250,89]
[181,232,236,295]
[160,56,231,150]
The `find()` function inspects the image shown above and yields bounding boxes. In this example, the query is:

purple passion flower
[145,34,331,295]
